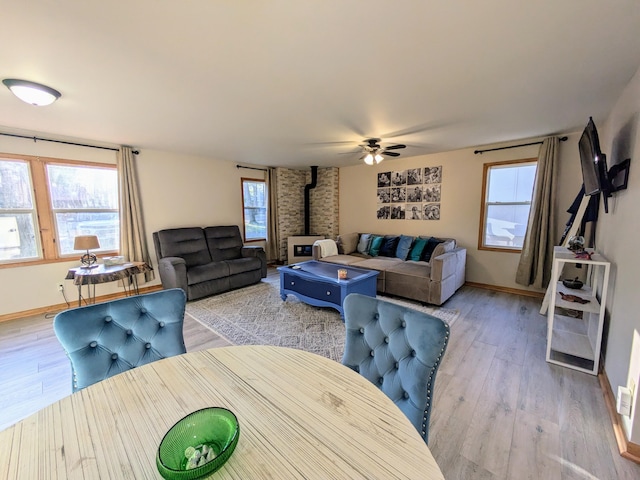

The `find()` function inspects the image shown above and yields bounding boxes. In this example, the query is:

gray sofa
[312,232,466,305]
[153,225,267,301]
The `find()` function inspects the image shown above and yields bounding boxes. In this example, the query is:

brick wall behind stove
[275,167,339,262]
[309,167,339,242]
[276,168,306,262]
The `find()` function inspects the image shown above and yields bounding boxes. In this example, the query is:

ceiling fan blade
[384,144,406,150]
[339,149,362,155]
[382,151,401,157]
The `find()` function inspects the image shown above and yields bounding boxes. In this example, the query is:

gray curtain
[516,137,559,288]
[266,167,280,262]
[117,146,154,283]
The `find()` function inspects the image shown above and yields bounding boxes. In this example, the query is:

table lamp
[74,235,100,269]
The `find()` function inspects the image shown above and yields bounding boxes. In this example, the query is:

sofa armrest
[158,257,188,293]
[430,247,466,286]
[242,246,267,278]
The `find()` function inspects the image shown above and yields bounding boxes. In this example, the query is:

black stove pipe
[304,166,318,235]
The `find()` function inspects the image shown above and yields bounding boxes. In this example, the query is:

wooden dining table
[0,345,445,479]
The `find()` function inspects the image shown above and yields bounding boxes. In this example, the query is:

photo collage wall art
[376,166,442,220]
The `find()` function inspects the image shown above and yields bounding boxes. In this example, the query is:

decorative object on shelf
[573,250,593,260]
[2,78,61,106]
[559,292,590,304]
[562,277,584,289]
[103,255,126,266]
[74,235,100,269]
[156,407,239,479]
[337,268,348,279]
[567,235,585,252]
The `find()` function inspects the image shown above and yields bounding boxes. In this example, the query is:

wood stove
[287,235,325,264]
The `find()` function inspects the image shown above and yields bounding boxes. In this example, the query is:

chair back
[342,293,450,444]
[53,288,187,392]
[153,227,212,267]
[204,226,244,261]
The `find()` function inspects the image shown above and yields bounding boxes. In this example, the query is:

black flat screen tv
[578,117,611,212]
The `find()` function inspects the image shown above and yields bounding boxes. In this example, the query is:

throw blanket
[314,239,338,258]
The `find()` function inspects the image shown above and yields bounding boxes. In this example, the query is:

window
[0,154,119,266]
[479,158,536,252]
[241,178,267,241]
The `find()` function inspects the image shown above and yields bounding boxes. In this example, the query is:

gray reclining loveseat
[153,225,267,301]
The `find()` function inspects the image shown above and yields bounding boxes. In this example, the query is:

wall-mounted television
[578,117,611,213]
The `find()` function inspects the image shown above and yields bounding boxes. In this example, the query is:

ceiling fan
[359,138,406,165]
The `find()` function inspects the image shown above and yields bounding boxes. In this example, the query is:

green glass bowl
[156,407,240,480]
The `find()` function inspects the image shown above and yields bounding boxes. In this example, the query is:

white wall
[339,135,583,293]
[599,64,640,443]
[0,135,261,316]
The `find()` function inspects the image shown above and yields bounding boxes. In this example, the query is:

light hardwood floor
[1,276,638,479]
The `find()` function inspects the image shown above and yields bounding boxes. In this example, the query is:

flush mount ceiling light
[2,78,61,106]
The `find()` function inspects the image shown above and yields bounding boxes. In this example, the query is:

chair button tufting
[354,366,360,373]
[145,343,151,349]
[378,377,384,385]
[370,350,375,357]
[126,329,133,335]
[411,350,417,357]
[384,337,389,343]
[104,316,112,323]
[140,307,147,314]
[401,320,406,328]
[89,341,97,348]
[374,313,379,320]
[395,362,399,369]
[159,322,165,328]
[111,353,118,360]
[359,327,365,334]
[403,392,410,399]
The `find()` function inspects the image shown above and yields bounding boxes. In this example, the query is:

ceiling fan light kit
[2,78,61,106]
[363,153,385,165]
[360,138,406,166]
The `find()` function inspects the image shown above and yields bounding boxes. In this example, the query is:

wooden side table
[65,261,153,307]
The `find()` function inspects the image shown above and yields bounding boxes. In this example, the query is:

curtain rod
[0,132,139,155]
[474,136,568,155]
[236,164,268,172]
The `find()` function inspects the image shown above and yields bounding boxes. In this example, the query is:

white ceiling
[2,1,640,168]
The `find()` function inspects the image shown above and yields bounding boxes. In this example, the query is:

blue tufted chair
[53,288,187,392]
[342,293,450,444]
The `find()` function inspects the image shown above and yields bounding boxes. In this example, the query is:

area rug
[185,280,459,362]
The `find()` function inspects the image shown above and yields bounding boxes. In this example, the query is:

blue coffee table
[278,260,378,319]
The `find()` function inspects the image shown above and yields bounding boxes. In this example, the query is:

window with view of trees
[0,154,119,265]
[479,159,537,252]
[241,178,267,242]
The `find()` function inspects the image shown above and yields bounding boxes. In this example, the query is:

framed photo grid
[377,166,442,220]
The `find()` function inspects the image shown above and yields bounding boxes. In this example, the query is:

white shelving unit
[546,246,610,375]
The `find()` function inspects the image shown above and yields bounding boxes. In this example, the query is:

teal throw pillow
[421,237,444,262]
[368,235,384,257]
[357,233,373,254]
[395,235,414,260]
[379,236,400,257]
[408,237,428,261]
